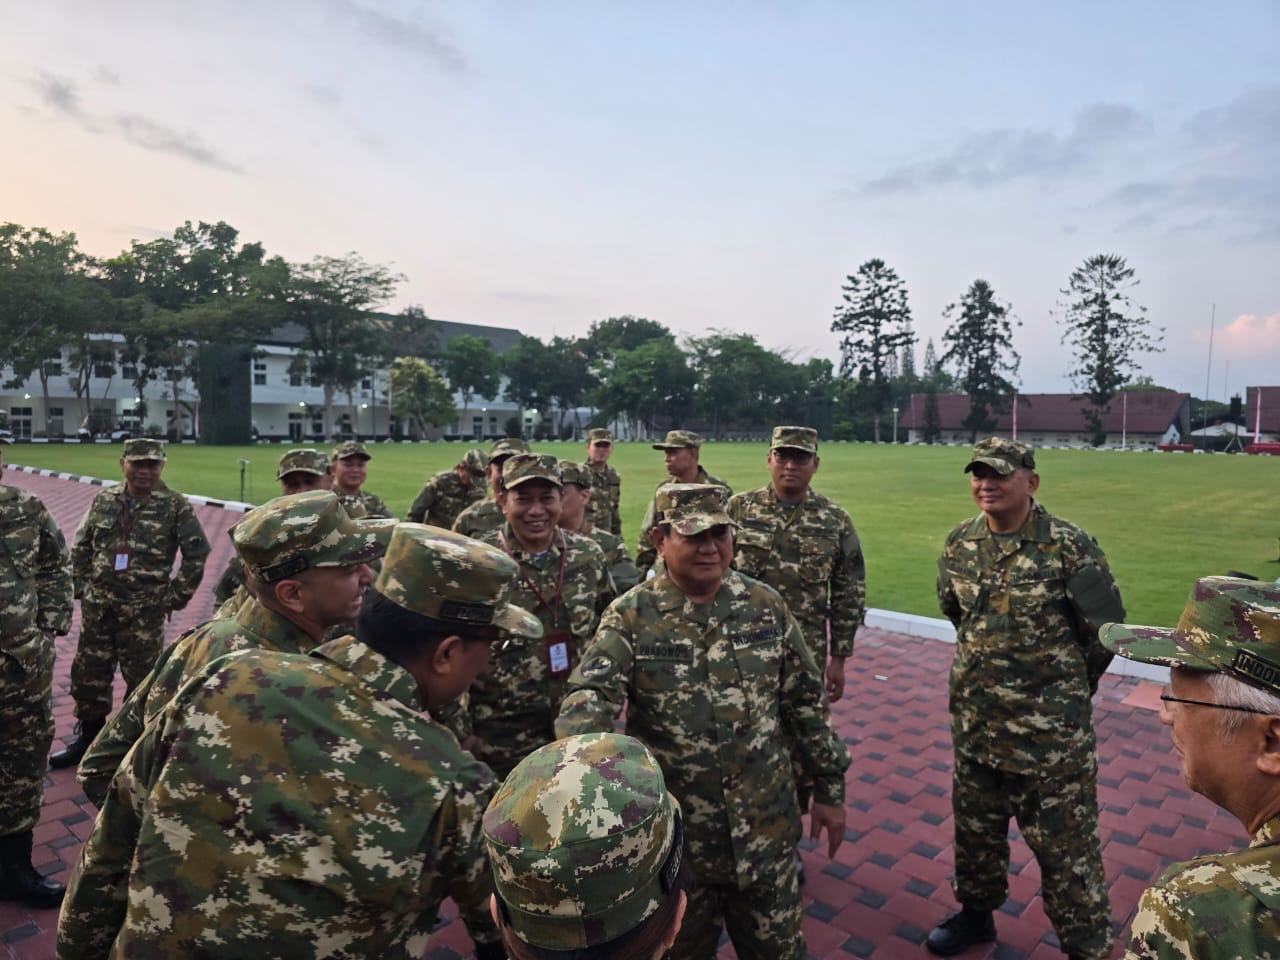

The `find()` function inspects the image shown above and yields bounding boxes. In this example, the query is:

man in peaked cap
[52,437,210,769]
[407,447,487,528]
[483,732,689,958]
[558,482,849,960]
[331,440,392,518]
[582,427,622,536]
[634,429,732,580]
[453,436,531,539]
[449,454,611,779]
[558,459,640,600]
[0,437,73,909]
[929,438,1126,960]
[1102,577,1280,960]
[60,523,540,960]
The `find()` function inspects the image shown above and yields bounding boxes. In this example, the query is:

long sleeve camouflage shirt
[452,497,505,540]
[584,461,622,536]
[406,468,484,527]
[0,485,72,660]
[727,484,866,660]
[556,569,850,889]
[635,466,732,579]
[58,636,498,960]
[70,481,209,608]
[937,500,1124,773]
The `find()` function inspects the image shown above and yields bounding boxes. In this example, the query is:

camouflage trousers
[70,595,166,722]
[669,853,805,960]
[951,751,1113,959]
[0,632,56,836]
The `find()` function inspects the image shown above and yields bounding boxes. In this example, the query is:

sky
[3,1,1278,399]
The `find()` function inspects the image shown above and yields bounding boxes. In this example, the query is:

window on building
[121,364,139,380]
[43,357,63,376]
[472,416,483,440]
[289,371,303,387]
[253,361,267,386]
[9,407,33,439]
[287,411,304,441]
[93,363,114,379]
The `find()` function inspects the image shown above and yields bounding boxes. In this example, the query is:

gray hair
[1208,672,1280,734]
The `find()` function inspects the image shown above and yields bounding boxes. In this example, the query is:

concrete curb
[6,463,256,514]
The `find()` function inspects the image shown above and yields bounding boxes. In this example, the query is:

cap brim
[495,602,544,639]
[313,518,394,568]
[772,443,816,453]
[277,468,327,479]
[1099,623,1216,670]
[668,515,736,536]
[505,475,562,489]
[963,457,1014,475]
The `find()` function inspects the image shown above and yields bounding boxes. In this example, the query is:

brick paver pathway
[0,469,1239,960]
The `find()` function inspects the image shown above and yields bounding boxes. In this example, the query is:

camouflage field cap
[557,460,592,488]
[374,523,543,637]
[464,448,488,477]
[652,429,702,451]
[586,428,613,445]
[122,438,166,461]
[503,453,562,490]
[1101,577,1280,696]
[483,733,682,950]
[276,448,329,479]
[331,440,371,461]
[489,437,531,462]
[771,425,818,454]
[656,482,735,535]
[234,490,389,582]
[964,437,1035,475]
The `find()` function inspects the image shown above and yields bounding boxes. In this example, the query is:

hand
[824,656,847,701]
[808,801,846,858]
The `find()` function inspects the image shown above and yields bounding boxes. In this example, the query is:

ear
[662,891,688,952]
[1026,471,1041,494]
[431,634,466,673]
[651,527,667,557]
[272,577,307,614]
[812,454,820,473]
[1257,717,1280,776]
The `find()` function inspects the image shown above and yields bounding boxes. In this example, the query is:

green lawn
[8,440,1277,625]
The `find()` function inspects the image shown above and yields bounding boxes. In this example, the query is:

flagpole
[1012,392,1018,440]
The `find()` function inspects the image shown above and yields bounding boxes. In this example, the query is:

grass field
[6,440,1277,625]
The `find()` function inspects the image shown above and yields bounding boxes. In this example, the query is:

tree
[389,356,455,439]
[444,335,501,436]
[923,386,942,444]
[581,316,672,359]
[1057,254,1164,446]
[502,335,553,427]
[830,258,916,441]
[941,279,1022,443]
[544,335,595,436]
[590,338,694,437]
[686,331,792,438]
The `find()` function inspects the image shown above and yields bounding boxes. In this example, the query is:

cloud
[25,71,242,173]
[317,0,466,74]
[860,102,1149,195]
[1217,313,1280,354]
[1182,85,1280,152]
[1106,181,1174,206]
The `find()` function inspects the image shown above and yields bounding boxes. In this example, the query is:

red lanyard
[499,528,568,623]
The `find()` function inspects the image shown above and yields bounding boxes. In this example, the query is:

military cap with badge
[964,437,1036,475]
[233,490,393,583]
[652,430,702,451]
[122,438,166,461]
[276,448,329,479]
[331,440,372,462]
[655,482,735,534]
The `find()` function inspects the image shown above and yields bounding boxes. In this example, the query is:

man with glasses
[929,438,1125,960]
[1102,576,1280,959]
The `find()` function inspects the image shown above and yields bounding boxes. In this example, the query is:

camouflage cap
[557,460,592,488]
[964,437,1035,475]
[503,453,562,490]
[652,429,702,451]
[463,448,489,477]
[233,490,389,582]
[770,425,818,453]
[331,440,371,461]
[276,448,329,479]
[586,428,613,445]
[122,438,166,461]
[1101,577,1280,696]
[483,733,682,951]
[655,482,735,536]
[374,523,543,638]
[489,437,531,462]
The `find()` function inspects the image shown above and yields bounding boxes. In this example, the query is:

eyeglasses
[773,449,813,464]
[1159,685,1277,715]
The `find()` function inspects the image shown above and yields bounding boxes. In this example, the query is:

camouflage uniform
[584,460,622,538]
[58,522,541,960]
[406,464,485,527]
[557,485,849,960]
[69,467,209,722]
[332,440,392,519]
[452,438,529,540]
[558,459,639,599]
[483,733,684,952]
[0,482,72,837]
[635,464,732,580]
[939,474,1123,958]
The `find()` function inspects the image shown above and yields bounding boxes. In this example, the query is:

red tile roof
[902,391,1189,435]
[1245,387,1280,433]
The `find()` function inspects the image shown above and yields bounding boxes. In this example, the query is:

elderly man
[58,524,539,960]
[582,427,622,535]
[634,430,731,580]
[558,459,640,599]
[557,483,849,960]
[1102,576,1280,960]
[331,440,392,518]
[51,438,210,769]
[929,438,1125,960]
[453,437,530,539]
[407,448,487,527]
[0,438,73,908]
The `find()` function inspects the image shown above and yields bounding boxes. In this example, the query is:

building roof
[260,314,522,355]
[1246,386,1280,432]
[902,391,1190,435]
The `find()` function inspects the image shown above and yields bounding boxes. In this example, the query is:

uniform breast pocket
[734,638,784,726]
[1,522,39,580]
[1003,574,1065,619]
[799,539,836,583]
[733,524,774,577]
[944,567,984,616]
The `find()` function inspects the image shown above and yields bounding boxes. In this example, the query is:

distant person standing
[634,430,731,579]
[928,438,1124,960]
[558,459,640,598]
[331,441,392,518]
[0,438,73,908]
[453,437,530,539]
[51,439,210,770]
[407,448,487,527]
[582,428,622,536]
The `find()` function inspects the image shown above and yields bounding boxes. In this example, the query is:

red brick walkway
[0,470,1240,960]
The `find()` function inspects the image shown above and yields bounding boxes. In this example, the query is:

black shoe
[926,907,996,956]
[473,941,508,960]
[0,832,66,910]
[49,718,104,770]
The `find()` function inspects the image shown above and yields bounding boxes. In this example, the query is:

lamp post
[892,406,900,444]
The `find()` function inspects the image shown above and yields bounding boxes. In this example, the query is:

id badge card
[544,631,572,679]
[113,549,130,572]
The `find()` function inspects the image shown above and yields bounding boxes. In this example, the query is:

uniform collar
[961,499,1051,543]
[311,634,424,711]
[652,567,743,616]
[235,599,321,654]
